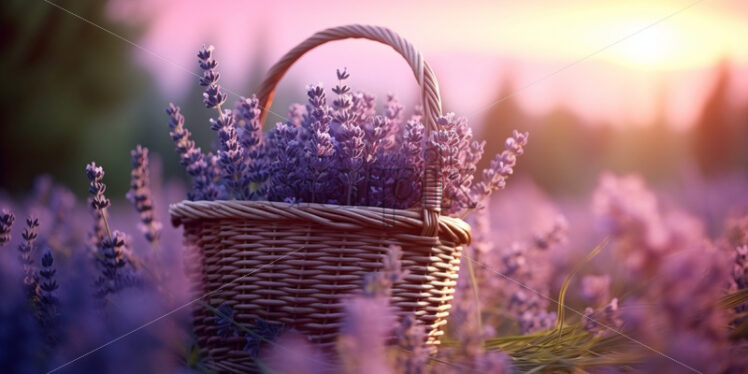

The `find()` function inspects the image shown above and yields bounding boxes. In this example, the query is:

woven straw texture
[170,25,472,372]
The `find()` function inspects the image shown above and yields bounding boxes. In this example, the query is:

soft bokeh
[2,1,748,373]
[2,0,747,199]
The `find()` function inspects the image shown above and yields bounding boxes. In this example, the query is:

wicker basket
[170,24,472,371]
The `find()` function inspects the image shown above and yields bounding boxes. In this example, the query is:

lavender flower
[47,185,77,253]
[353,92,377,122]
[212,303,283,358]
[211,110,248,199]
[287,103,305,128]
[534,214,568,250]
[734,244,748,292]
[363,245,404,297]
[305,84,334,158]
[384,94,404,146]
[335,120,366,204]
[18,216,40,298]
[580,274,611,308]
[337,296,395,374]
[266,122,303,202]
[164,58,529,214]
[264,333,331,374]
[38,250,59,306]
[234,95,263,153]
[126,145,162,245]
[362,115,390,163]
[394,316,429,374]
[243,319,284,358]
[392,119,425,209]
[582,298,622,336]
[470,130,529,210]
[198,45,227,109]
[85,162,112,250]
[214,303,238,340]
[86,162,110,212]
[592,173,672,275]
[85,162,140,302]
[37,248,60,345]
[332,68,353,117]
[94,230,139,301]
[303,83,335,202]
[165,103,218,200]
[0,209,14,246]
[434,113,478,215]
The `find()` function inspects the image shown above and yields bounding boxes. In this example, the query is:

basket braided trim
[170,200,471,244]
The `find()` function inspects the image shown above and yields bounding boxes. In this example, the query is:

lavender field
[2,1,748,373]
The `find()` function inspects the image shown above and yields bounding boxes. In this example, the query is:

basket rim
[169,199,471,245]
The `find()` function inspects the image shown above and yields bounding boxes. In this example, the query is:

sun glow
[614,24,677,68]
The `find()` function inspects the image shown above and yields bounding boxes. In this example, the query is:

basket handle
[256,24,443,236]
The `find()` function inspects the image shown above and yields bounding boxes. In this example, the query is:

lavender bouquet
[167,45,528,217]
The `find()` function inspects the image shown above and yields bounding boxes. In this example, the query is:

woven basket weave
[170,24,472,371]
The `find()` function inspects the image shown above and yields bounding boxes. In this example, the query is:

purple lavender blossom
[305,84,335,158]
[582,298,622,336]
[198,45,227,109]
[165,103,218,200]
[18,216,40,298]
[299,83,335,203]
[734,244,748,292]
[470,130,529,210]
[38,249,59,305]
[434,113,479,215]
[580,274,611,308]
[210,110,249,199]
[263,333,331,374]
[126,145,162,245]
[287,103,305,128]
[384,94,404,146]
[362,245,404,297]
[85,162,141,303]
[37,248,60,345]
[86,162,110,212]
[85,162,112,251]
[243,319,284,358]
[214,302,238,340]
[234,95,263,153]
[335,120,366,204]
[533,214,568,250]
[0,209,14,246]
[331,69,366,205]
[362,115,390,163]
[266,122,303,202]
[234,95,268,196]
[337,296,396,374]
[390,119,425,209]
[163,61,529,214]
[394,316,429,373]
[211,303,284,358]
[94,230,139,301]
[332,68,353,118]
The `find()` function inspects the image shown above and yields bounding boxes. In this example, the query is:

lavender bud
[198,45,227,109]
[85,162,110,211]
[0,209,14,246]
[126,145,162,245]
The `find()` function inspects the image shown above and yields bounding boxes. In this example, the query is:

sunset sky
[107,0,748,129]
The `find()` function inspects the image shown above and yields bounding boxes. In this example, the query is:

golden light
[613,23,677,69]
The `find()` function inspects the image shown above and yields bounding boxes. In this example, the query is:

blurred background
[1,0,746,206]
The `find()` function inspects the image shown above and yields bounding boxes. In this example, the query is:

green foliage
[0,0,149,196]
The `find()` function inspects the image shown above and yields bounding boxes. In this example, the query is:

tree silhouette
[692,60,733,175]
